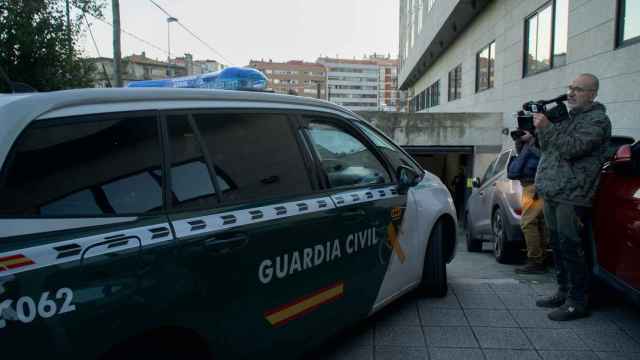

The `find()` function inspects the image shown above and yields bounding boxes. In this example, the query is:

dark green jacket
[535,102,612,207]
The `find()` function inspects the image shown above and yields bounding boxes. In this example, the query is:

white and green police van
[0,88,457,359]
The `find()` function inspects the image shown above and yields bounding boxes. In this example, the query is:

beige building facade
[248,60,327,99]
[90,52,187,87]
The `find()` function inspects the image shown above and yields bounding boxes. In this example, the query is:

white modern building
[317,57,381,112]
[399,0,640,140]
[370,54,407,112]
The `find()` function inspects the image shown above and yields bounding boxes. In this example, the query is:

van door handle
[204,235,248,254]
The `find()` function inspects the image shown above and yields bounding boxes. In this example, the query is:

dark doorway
[403,146,474,220]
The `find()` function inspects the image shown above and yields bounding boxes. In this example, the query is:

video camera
[510,94,569,140]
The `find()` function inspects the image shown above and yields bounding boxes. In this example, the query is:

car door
[470,156,498,235]
[595,145,640,290]
[163,111,352,358]
[301,115,413,316]
[476,150,511,235]
[467,157,496,235]
[0,113,175,358]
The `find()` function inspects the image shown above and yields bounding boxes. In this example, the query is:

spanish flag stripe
[273,293,343,327]
[1,257,34,268]
[6,259,35,269]
[0,255,34,270]
[265,283,344,326]
[265,281,343,316]
[0,254,26,262]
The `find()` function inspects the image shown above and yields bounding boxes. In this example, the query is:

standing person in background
[451,167,467,221]
[508,130,548,274]
[533,73,611,321]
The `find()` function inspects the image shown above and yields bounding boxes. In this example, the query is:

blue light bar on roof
[127,67,268,91]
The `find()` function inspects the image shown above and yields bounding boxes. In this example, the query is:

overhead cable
[82,10,170,56]
[148,0,234,65]
[82,11,113,87]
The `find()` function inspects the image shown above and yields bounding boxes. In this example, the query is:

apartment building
[370,54,406,111]
[399,0,640,139]
[248,60,327,99]
[317,57,380,111]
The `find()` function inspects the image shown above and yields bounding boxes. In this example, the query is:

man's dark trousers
[543,199,592,305]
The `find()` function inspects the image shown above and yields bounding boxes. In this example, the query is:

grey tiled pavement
[310,229,640,360]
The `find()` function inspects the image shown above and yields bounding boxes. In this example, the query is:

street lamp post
[166,16,178,77]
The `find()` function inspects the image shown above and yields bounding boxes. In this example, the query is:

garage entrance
[403,146,474,219]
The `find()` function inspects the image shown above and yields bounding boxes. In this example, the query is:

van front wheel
[419,220,448,297]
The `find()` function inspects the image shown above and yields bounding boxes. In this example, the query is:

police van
[0,88,457,359]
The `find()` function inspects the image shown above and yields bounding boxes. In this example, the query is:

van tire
[420,220,448,297]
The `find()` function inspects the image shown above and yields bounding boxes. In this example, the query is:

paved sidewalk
[313,232,640,360]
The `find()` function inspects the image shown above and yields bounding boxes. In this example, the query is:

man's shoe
[547,301,589,321]
[536,292,567,308]
[515,262,547,274]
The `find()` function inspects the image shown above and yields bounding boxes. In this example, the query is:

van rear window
[0,115,163,217]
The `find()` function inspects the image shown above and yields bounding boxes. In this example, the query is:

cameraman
[533,73,611,321]
[508,130,548,274]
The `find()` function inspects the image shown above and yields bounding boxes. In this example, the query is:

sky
[79,0,400,66]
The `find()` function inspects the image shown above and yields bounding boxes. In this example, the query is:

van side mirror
[472,177,481,188]
[397,165,421,194]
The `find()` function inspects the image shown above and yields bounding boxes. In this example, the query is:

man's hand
[533,113,550,129]
[520,130,534,143]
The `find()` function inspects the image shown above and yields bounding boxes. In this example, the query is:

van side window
[306,121,391,188]
[167,115,221,210]
[0,115,163,216]
[355,122,422,174]
[193,113,311,204]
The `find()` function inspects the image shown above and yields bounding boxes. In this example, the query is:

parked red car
[593,141,640,305]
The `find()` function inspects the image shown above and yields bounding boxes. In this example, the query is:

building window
[476,41,495,92]
[430,80,440,107]
[448,64,462,101]
[409,0,415,49]
[524,0,568,77]
[617,0,640,47]
[428,0,435,12]
[553,0,568,66]
[417,0,424,33]
[414,80,439,111]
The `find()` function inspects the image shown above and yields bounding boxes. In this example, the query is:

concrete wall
[358,111,503,177]
[403,0,640,142]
